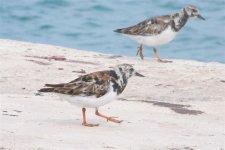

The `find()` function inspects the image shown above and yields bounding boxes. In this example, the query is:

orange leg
[82,108,99,127]
[95,109,123,123]
[153,48,172,63]
[136,44,144,60]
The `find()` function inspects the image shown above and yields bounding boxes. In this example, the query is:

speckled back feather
[39,70,113,98]
[114,15,171,36]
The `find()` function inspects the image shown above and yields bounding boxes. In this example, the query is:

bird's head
[114,64,144,79]
[184,5,205,20]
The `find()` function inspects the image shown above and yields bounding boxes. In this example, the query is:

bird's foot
[95,111,123,124]
[82,122,99,127]
[157,59,173,63]
[106,117,123,123]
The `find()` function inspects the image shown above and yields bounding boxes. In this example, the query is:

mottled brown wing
[43,70,111,98]
[114,15,171,36]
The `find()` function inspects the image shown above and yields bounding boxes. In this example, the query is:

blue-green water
[0,0,225,63]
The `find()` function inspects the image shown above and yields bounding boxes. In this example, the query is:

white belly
[127,26,177,47]
[59,85,117,108]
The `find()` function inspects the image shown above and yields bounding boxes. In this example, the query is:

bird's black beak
[197,14,205,20]
[135,72,145,77]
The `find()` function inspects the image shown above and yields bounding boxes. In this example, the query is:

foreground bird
[39,64,144,127]
[114,5,205,63]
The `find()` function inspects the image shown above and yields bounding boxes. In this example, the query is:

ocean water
[0,0,225,63]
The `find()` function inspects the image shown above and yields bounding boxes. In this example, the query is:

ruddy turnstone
[39,64,144,127]
[114,5,205,63]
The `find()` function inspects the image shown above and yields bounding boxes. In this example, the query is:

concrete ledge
[0,39,224,150]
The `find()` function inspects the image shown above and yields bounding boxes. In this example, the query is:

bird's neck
[171,8,189,32]
[110,70,128,95]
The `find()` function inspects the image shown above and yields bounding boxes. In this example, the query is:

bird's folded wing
[115,15,171,36]
[42,71,111,98]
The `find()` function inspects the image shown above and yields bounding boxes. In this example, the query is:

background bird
[39,64,144,127]
[114,5,205,63]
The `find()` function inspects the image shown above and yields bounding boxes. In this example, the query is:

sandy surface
[0,39,224,150]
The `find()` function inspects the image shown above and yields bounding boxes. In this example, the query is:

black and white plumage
[39,64,144,127]
[114,5,205,63]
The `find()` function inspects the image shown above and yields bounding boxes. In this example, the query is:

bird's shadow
[119,98,204,115]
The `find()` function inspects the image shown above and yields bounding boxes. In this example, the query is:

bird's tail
[38,83,65,92]
[113,28,123,33]
[45,83,65,87]
[38,87,55,92]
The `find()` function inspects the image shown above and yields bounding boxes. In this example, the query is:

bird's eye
[130,68,134,72]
